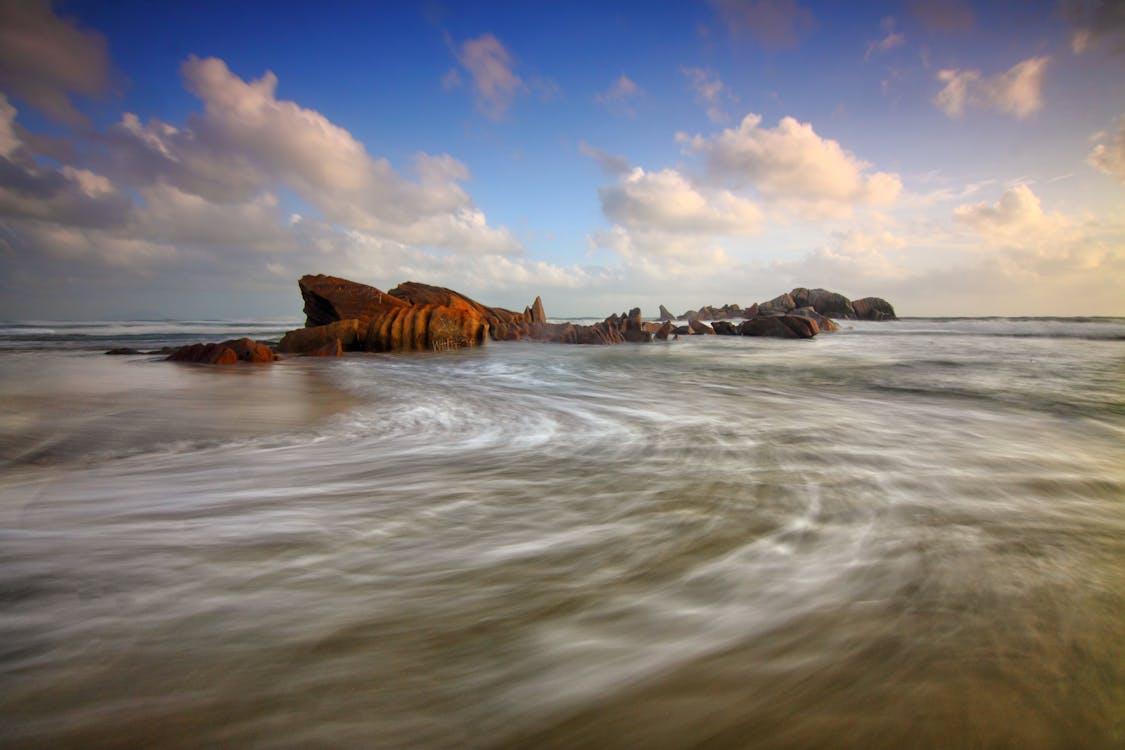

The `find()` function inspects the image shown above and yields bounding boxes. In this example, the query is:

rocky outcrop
[758,293,797,315]
[658,304,676,321]
[278,319,366,354]
[299,274,409,327]
[789,306,839,333]
[689,319,715,335]
[790,288,855,319]
[167,338,280,364]
[852,297,896,320]
[711,320,738,335]
[655,321,674,340]
[738,315,818,339]
[695,303,747,320]
[524,296,547,325]
[389,281,530,341]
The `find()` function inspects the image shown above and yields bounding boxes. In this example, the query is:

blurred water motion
[1,319,1123,748]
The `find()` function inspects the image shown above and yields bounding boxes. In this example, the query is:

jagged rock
[621,307,651,342]
[711,320,738,335]
[744,302,759,318]
[689,319,715,335]
[278,319,366,354]
[789,288,855,319]
[790,306,839,332]
[852,297,897,320]
[525,296,547,325]
[389,281,529,341]
[682,309,699,322]
[299,274,409,327]
[673,325,692,335]
[758,293,796,315]
[696,303,745,320]
[738,316,817,339]
[167,338,280,364]
[655,321,674,340]
[658,304,676,321]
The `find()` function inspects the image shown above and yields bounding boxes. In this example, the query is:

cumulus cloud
[0,0,112,127]
[99,57,520,255]
[933,56,1049,119]
[681,67,732,123]
[708,0,816,48]
[678,113,901,217]
[600,167,762,236]
[596,75,642,117]
[454,33,525,119]
[951,184,1109,268]
[1088,115,1125,184]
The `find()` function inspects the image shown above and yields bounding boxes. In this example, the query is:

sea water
[1,318,1122,748]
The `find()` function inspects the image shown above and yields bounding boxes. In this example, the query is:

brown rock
[389,281,529,341]
[852,297,897,320]
[739,316,817,339]
[363,303,489,352]
[655,321,674,340]
[689,319,715,335]
[743,302,759,317]
[167,338,280,364]
[789,288,855,319]
[278,319,366,354]
[307,339,344,357]
[757,293,796,314]
[658,304,676,321]
[298,274,409,327]
[790,306,839,333]
[711,320,738,335]
[527,296,547,325]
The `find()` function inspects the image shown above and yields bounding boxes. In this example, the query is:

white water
[1,320,1123,748]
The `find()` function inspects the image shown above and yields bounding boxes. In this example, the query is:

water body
[1,318,1122,748]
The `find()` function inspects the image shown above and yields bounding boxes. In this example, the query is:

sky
[0,0,1123,319]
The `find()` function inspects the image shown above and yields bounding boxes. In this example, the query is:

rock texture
[167,338,280,364]
[738,315,818,339]
[658,304,676,321]
[852,296,897,321]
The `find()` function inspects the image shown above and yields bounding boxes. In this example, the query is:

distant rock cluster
[153,276,897,363]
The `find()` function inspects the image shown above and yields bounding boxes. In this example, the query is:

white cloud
[455,33,525,120]
[100,57,520,256]
[600,167,762,237]
[681,67,732,123]
[934,56,1049,119]
[1088,115,1125,184]
[952,184,1111,270]
[0,0,111,127]
[709,0,816,48]
[678,113,901,217]
[596,75,642,117]
[865,18,905,61]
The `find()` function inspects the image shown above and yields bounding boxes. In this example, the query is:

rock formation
[738,315,818,339]
[711,320,738,335]
[167,338,281,364]
[852,297,897,320]
[658,304,677,321]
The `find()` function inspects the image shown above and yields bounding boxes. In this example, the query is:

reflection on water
[1,322,1123,748]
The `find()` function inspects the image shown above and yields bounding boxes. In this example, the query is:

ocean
[1,317,1123,748]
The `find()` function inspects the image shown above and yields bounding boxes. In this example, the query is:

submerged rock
[167,338,280,364]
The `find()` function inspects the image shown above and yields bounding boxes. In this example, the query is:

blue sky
[0,0,1122,318]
